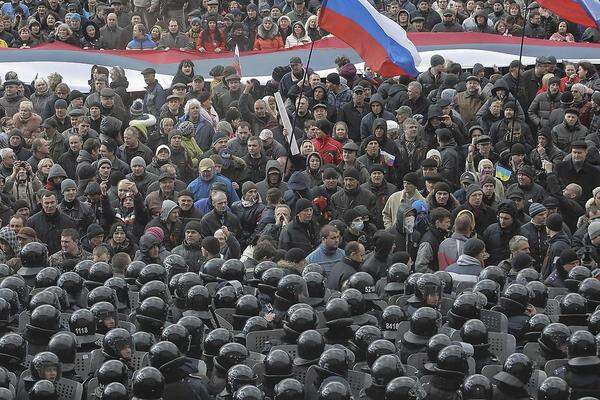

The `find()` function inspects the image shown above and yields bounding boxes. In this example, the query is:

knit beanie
[588,221,600,241]
[295,198,313,215]
[466,184,483,199]
[130,156,146,168]
[343,167,360,181]
[60,178,77,193]
[242,181,257,197]
[463,238,485,257]
[546,213,563,232]
[145,226,164,242]
[185,220,202,233]
[528,203,547,218]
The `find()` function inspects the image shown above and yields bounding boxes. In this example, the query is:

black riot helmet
[90,301,118,334]
[139,281,170,303]
[318,381,351,400]
[515,268,539,285]
[233,295,261,330]
[28,290,61,311]
[89,286,118,307]
[200,258,225,282]
[303,263,325,277]
[125,261,146,285]
[0,275,28,307]
[350,325,383,358]
[132,331,156,353]
[0,332,26,364]
[500,353,533,386]
[215,342,249,373]
[341,289,366,316]
[589,309,600,335]
[461,374,493,399]
[384,377,423,400]
[0,265,9,281]
[473,279,500,307]
[323,297,353,328]
[28,304,61,333]
[318,348,349,375]
[276,274,308,304]
[19,242,48,269]
[404,273,422,296]
[478,266,506,287]
[233,385,265,400]
[102,328,133,360]
[175,272,203,301]
[564,266,591,292]
[29,380,57,400]
[460,319,489,348]
[295,330,325,366]
[415,273,442,307]
[131,366,164,400]
[347,272,378,300]
[97,359,128,385]
[58,271,85,296]
[254,261,277,281]
[235,316,270,345]
[283,307,317,336]
[214,285,240,309]
[448,292,483,327]
[177,315,205,354]
[524,313,552,342]
[366,339,397,367]
[568,330,597,359]
[264,349,293,378]
[136,264,167,287]
[371,354,404,386]
[136,297,168,329]
[0,298,9,326]
[48,332,77,370]
[186,284,211,313]
[273,378,304,400]
[74,260,94,280]
[160,324,191,354]
[579,277,600,309]
[539,323,570,358]
[163,254,187,277]
[227,364,257,394]
[105,277,129,310]
[404,307,439,345]
[538,377,571,400]
[434,271,453,295]
[385,263,410,295]
[69,309,98,345]
[426,334,452,361]
[149,340,183,370]
[559,293,587,315]
[30,351,61,381]
[304,272,328,302]
[526,281,548,308]
[381,305,407,340]
[87,262,114,286]
[35,267,61,289]
[102,382,128,400]
[0,288,19,319]
[426,344,469,377]
[498,283,529,312]
[220,259,246,282]
[203,328,234,358]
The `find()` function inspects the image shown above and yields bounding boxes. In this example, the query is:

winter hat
[466,184,483,199]
[13,200,28,212]
[460,172,476,185]
[463,238,485,257]
[177,121,195,137]
[242,181,257,197]
[130,156,146,168]
[87,223,104,239]
[546,213,563,232]
[295,198,313,215]
[517,165,535,180]
[85,181,101,195]
[185,220,202,233]
[78,164,96,181]
[60,178,77,193]
[558,249,578,266]
[343,167,360,181]
[323,168,338,179]
[497,200,517,218]
[542,196,560,209]
[54,99,68,109]
[285,248,306,263]
[217,121,233,136]
[156,145,171,157]
[212,131,228,147]
[560,91,574,105]
[528,203,547,218]
[369,164,386,174]
[344,208,362,225]
[412,200,428,214]
[434,181,451,193]
[512,253,534,271]
[426,149,441,161]
[588,221,600,241]
[145,226,164,242]
[130,99,144,117]
[477,159,494,172]
[326,72,340,85]
[403,172,419,186]
[97,158,112,169]
[315,119,333,136]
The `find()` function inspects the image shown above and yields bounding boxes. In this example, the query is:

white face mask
[404,215,415,233]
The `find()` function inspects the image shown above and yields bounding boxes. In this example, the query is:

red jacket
[253,35,283,51]
[312,136,342,165]
[197,29,226,53]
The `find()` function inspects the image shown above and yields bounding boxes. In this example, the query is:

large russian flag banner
[537,0,600,30]
[318,0,421,77]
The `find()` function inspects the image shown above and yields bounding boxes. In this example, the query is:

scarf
[199,105,219,130]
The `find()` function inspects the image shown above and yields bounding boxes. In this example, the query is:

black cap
[141,67,156,75]
[289,56,302,64]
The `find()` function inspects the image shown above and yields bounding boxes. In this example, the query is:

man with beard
[305,225,344,274]
[330,167,376,221]
[456,75,485,126]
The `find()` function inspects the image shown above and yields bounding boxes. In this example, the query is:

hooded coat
[359,95,396,140]
[360,118,402,184]
[481,200,521,265]
[253,21,284,51]
[360,231,395,279]
[145,199,183,251]
[134,233,166,264]
[256,160,288,201]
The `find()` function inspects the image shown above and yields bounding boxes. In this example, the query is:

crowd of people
[0,0,599,49]
[0,0,600,400]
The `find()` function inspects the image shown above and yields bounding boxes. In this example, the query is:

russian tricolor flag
[318,0,421,77]
[537,0,600,30]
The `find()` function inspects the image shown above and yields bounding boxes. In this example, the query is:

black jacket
[200,210,241,238]
[556,158,600,200]
[278,217,318,253]
[328,257,361,291]
[26,210,76,254]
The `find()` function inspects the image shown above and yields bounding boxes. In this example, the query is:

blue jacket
[187,174,239,203]
[126,34,157,49]
[179,115,215,152]
[306,244,345,274]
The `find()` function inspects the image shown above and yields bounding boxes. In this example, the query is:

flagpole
[510,0,529,137]
[282,39,317,175]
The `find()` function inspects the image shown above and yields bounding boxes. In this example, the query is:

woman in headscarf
[285,21,311,48]
[80,20,101,49]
